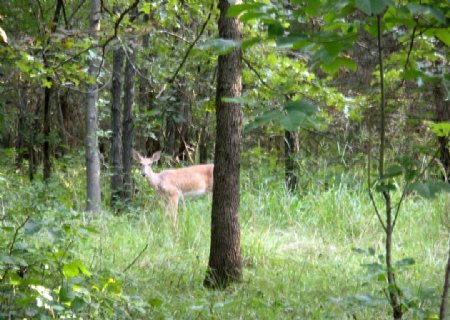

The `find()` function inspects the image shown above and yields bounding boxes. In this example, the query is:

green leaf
[305,0,321,16]
[148,297,163,307]
[198,38,240,55]
[429,122,450,137]
[244,110,282,134]
[375,182,396,193]
[63,260,91,279]
[322,57,357,74]
[356,0,390,15]
[401,69,425,80]
[324,42,343,58]
[242,37,262,50]
[63,262,80,278]
[432,29,450,46]
[140,2,151,15]
[276,34,309,49]
[395,258,415,268]
[268,22,284,37]
[280,100,319,131]
[240,11,266,22]
[407,4,446,24]
[284,99,317,116]
[408,180,450,198]
[59,285,75,303]
[226,3,266,18]
[384,165,403,178]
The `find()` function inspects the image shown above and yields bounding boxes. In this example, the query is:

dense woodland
[0,0,449,319]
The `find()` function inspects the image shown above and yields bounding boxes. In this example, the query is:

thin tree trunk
[85,0,102,212]
[285,130,299,192]
[42,0,64,181]
[199,112,210,164]
[122,48,136,201]
[440,236,450,320]
[204,0,243,289]
[16,84,27,168]
[434,84,450,182]
[165,115,176,158]
[111,47,124,208]
[43,86,51,180]
[56,91,68,157]
[377,15,402,319]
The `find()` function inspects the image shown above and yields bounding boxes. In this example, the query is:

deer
[133,150,214,225]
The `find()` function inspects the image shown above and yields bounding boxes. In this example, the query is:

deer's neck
[144,167,161,189]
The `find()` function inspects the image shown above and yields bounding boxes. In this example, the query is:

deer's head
[133,150,161,177]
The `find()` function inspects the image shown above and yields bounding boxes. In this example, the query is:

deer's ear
[132,149,142,160]
[152,151,161,162]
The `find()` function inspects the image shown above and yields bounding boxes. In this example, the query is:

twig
[392,149,440,228]
[68,0,87,24]
[367,125,387,232]
[243,57,274,91]
[1,215,31,281]
[399,23,417,88]
[168,3,213,84]
[123,243,149,272]
[97,0,141,75]
[8,216,31,255]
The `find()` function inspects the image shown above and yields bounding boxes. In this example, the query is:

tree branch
[367,125,387,232]
[168,3,213,84]
[123,243,149,272]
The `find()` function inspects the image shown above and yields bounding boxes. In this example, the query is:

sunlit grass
[69,168,448,319]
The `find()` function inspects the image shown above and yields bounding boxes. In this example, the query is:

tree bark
[16,84,27,168]
[122,47,136,201]
[434,84,450,182]
[43,86,51,180]
[42,0,63,181]
[85,0,102,212]
[56,91,68,158]
[439,236,450,320]
[111,47,124,209]
[285,130,299,192]
[204,0,243,289]
[376,15,402,319]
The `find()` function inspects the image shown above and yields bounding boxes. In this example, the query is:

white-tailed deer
[133,150,214,224]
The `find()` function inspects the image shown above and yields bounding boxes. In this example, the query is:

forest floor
[1,157,449,319]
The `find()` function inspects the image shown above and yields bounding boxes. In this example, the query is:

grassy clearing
[1,156,448,319]
[75,170,447,319]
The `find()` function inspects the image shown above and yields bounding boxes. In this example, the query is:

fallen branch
[123,243,149,272]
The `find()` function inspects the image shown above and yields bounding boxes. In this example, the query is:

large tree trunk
[434,83,450,182]
[122,48,136,201]
[85,0,102,212]
[204,0,243,289]
[110,47,124,208]
[285,130,299,192]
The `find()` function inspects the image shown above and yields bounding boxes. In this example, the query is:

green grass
[77,173,447,319]
[1,156,449,319]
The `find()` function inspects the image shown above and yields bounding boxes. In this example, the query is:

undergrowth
[0,150,448,319]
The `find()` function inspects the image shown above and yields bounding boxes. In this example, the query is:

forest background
[0,0,449,319]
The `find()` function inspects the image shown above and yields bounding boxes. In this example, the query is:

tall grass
[1,151,448,319]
